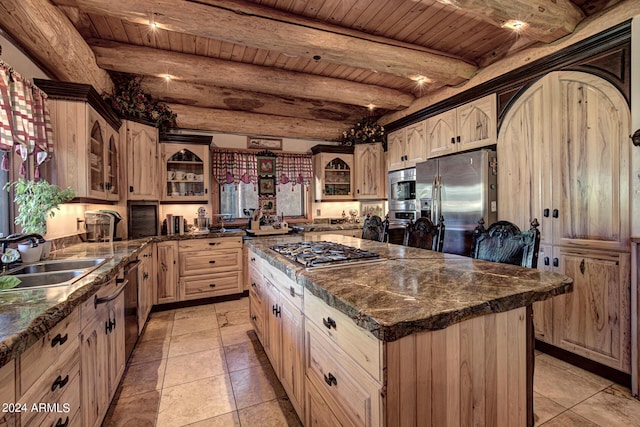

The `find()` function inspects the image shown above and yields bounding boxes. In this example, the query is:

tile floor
[103,297,640,426]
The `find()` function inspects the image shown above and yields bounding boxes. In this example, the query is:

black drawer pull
[324,373,337,387]
[552,209,559,218]
[209,260,216,264]
[51,333,68,347]
[53,416,69,427]
[543,208,550,217]
[209,284,216,288]
[322,317,336,329]
[51,375,69,392]
[451,137,456,145]
[251,282,257,288]
[208,242,220,246]
[251,257,256,262]
[251,315,257,321]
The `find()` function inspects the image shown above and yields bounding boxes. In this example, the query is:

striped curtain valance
[275,152,312,186]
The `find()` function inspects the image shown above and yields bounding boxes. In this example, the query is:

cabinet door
[156,241,179,304]
[319,153,353,200]
[107,292,126,395]
[88,109,107,199]
[354,143,384,199]
[553,248,631,373]
[126,121,159,200]
[404,120,427,167]
[456,93,496,151]
[138,248,154,333]
[0,362,15,427]
[426,108,457,158]
[162,143,210,202]
[387,129,406,171]
[551,71,630,250]
[263,280,282,372]
[80,310,109,427]
[279,296,305,417]
[532,244,555,343]
[497,78,552,245]
[105,126,120,201]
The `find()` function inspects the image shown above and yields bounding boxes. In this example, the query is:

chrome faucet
[0,233,44,254]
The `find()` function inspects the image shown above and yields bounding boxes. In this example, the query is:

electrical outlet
[316,209,321,216]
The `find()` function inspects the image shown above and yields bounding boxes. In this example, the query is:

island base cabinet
[0,361,15,427]
[305,380,344,427]
[385,307,528,427]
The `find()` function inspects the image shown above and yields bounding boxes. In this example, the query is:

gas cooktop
[270,241,384,270]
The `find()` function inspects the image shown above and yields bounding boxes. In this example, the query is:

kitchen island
[246,234,573,427]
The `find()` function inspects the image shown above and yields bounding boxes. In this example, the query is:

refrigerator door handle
[437,175,443,223]
[431,175,438,223]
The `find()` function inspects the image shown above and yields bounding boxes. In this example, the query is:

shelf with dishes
[161,144,210,202]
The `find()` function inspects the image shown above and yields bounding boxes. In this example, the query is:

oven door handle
[95,278,128,308]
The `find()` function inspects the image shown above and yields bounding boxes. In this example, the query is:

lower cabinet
[0,361,15,427]
[80,278,126,427]
[156,241,179,304]
[138,245,154,334]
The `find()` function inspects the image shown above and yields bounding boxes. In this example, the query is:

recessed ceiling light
[367,104,375,111]
[150,21,159,29]
[163,74,172,81]
[503,20,526,31]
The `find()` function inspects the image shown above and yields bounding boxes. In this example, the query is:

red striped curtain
[275,152,312,186]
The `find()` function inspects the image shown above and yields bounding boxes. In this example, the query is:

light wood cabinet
[137,245,154,334]
[80,278,126,427]
[499,71,632,372]
[387,120,427,171]
[156,241,179,304]
[48,99,122,201]
[123,120,159,200]
[161,143,210,202]
[0,360,15,427]
[178,237,243,301]
[313,151,354,201]
[426,93,496,158]
[354,143,384,199]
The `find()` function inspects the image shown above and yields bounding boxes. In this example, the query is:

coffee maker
[85,210,122,242]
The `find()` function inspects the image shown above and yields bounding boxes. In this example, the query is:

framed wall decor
[257,156,276,175]
[258,176,276,196]
[247,137,283,151]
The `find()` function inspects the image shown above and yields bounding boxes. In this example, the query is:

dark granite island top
[244,233,573,342]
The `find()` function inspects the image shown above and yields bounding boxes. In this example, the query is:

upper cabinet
[426,93,497,158]
[160,142,210,202]
[123,120,159,201]
[41,80,122,201]
[312,145,354,202]
[387,120,427,171]
[354,143,384,199]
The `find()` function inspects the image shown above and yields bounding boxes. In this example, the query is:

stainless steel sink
[5,270,86,289]
[8,258,107,275]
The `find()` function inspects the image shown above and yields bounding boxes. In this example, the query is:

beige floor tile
[119,358,167,398]
[186,411,240,426]
[172,315,219,337]
[163,348,227,388]
[219,323,255,346]
[237,397,302,427]
[174,304,218,320]
[533,356,609,408]
[224,336,269,372]
[230,364,285,409]
[156,375,236,426]
[539,410,599,426]
[571,385,640,427]
[214,298,249,312]
[534,391,568,426]
[103,389,161,427]
[140,318,173,342]
[129,337,171,365]
[536,354,614,389]
[168,329,222,358]
[150,309,175,321]
[216,305,251,328]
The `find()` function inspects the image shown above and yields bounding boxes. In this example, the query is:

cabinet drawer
[305,324,382,427]
[21,344,80,427]
[180,271,242,300]
[20,309,79,394]
[80,278,122,329]
[180,248,242,276]
[263,263,302,309]
[179,237,242,252]
[248,264,265,304]
[247,248,262,271]
[250,297,265,344]
[304,292,382,381]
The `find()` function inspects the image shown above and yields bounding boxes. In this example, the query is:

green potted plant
[4,178,75,261]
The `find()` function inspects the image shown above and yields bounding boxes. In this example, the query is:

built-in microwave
[388,168,416,210]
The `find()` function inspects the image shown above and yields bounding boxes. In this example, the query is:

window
[219,182,306,219]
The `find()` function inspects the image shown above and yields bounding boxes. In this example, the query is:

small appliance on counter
[85,210,122,242]
[193,207,210,235]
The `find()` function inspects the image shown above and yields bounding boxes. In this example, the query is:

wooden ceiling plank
[52,0,476,83]
[89,39,415,110]
[194,35,210,57]
[121,19,144,45]
[433,0,585,43]
[153,27,172,51]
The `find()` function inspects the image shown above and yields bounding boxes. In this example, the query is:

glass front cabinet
[88,109,120,201]
[161,143,210,202]
[311,145,354,201]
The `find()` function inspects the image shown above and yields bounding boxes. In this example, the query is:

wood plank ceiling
[3,0,619,140]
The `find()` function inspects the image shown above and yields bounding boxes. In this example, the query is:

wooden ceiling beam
[52,0,477,83]
[142,77,372,122]
[89,39,415,110]
[168,103,348,141]
[0,0,112,93]
[434,0,585,43]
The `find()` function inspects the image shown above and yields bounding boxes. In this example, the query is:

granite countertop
[0,230,245,368]
[245,234,574,342]
[292,222,363,232]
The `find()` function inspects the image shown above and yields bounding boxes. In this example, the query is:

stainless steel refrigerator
[415,149,498,256]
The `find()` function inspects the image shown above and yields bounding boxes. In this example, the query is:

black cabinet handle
[251,315,257,321]
[251,257,256,262]
[552,209,559,218]
[129,186,134,192]
[324,373,337,387]
[105,320,111,334]
[51,333,68,348]
[251,282,257,288]
[543,208,550,217]
[451,137,456,145]
[580,259,585,275]
[209,284,216,288]
[143,272,149,280]
[51,375,69,392]
[544,257,550,266]
[322,317,337,329]
[53,416,69,427]
[209,242,220,246]
[456,135,461,143]
[553,258,559,267]
[272,305,281,317]
[205,188,208,194]
[209,260,216,264]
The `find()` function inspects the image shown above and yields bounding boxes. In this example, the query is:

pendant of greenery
[4,179,76,235]
[341,117,386,150]
[103,73,177,133]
